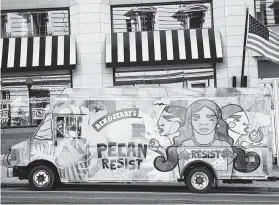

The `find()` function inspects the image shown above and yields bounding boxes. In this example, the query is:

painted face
[157,110,181,136]
[226,111,249,135]
[191,107,218,135]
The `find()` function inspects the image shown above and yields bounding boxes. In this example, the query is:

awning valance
[0,35,76,72]
[106,28,223,67]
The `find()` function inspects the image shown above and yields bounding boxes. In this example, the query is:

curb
[214,186,279,193]
[2,183,279,193]
[1,183,28,188]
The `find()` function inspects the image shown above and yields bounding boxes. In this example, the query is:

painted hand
[179,150,191,160]
[248,112,271,131]
[248,128,264,143]
[148,138,160,151]
[222,149,235,159]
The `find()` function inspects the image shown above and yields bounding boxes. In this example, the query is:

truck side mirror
[54,140,57,146]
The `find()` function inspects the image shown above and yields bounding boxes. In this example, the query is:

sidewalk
[1,165,279,193]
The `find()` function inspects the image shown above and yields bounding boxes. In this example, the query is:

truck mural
[5,88,274,192]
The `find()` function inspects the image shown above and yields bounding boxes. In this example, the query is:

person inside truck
[56,117,65,138]
[56,117,72,139]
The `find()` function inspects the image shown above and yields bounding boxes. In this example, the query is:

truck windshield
[33,114,52,140]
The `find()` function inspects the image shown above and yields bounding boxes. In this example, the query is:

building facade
[0,0,279,162]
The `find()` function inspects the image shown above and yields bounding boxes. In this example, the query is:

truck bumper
[7,166,28,179]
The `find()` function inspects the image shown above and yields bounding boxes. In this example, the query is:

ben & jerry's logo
[92,108,139,132]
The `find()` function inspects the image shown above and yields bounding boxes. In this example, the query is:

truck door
[30,113,55,164]
[54,114,90,182]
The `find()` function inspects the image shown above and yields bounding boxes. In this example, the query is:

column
[70,0,113,88]
[274,80,279,165]
[213,0,259,87]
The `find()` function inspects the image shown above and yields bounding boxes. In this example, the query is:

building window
[1,9,69,38]
[1,14,7,38]
[114,67,214,88]
[1,71,71,128]
[126,19,132,31]
[124,7,157,32]
[29,89,50,126]
[174,4,209,29]
[1,90,11,126]
[190,83,206,88]
[112,1,212,33]
[32,12,48,36]
[255,0,279,26]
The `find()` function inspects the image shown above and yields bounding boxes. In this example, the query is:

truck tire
[28,165,55,191]
[185,167,213,193]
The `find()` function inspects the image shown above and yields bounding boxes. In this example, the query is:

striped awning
[106,28,223,67]
[0,35,76,72]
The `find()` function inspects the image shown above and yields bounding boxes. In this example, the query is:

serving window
[56,115,82,139]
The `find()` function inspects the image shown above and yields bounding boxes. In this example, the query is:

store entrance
[259,79,279,165]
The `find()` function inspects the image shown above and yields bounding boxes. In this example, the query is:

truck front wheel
[185,167,213,193]
[28,165,55,191]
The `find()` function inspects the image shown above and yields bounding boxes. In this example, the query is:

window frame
[254,0,279,27]
[111,0,213,33]
[53,114,85,140]
[187,79,209,88]
[32,113,53,141]
[0,7,70,38]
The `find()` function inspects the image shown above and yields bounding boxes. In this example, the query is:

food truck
[5,87,276,192]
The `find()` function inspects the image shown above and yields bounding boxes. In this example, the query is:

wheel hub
[191,172,209,190]
[33,170,50,187]
[195,175,205,185]
[37,174,46,183]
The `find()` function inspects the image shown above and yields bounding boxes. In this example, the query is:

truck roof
[44,87,271,115]
[59,87,271,98]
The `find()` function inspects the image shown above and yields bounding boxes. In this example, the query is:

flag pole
[241,7,250,87]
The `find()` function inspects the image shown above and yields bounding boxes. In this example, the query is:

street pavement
[2,156,279,204]
[2,164,279,204]
[2,185,279,204]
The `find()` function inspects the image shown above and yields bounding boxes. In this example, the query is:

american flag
[246,15,279,64]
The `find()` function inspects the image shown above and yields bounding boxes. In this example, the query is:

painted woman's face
[225,111,249,135]
[157,110,181,136]
[191,107,218,135]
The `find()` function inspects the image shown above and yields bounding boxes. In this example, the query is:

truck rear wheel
[28,165,55,191]
[185,167,213,193]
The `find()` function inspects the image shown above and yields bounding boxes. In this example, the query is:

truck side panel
[28,90,273,183]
